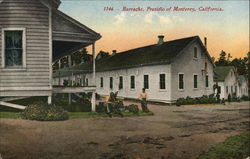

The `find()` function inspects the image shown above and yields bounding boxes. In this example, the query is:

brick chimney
[157,35,164,45]
[204,37,207,48]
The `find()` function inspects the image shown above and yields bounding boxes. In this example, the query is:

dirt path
[0,102,249,159]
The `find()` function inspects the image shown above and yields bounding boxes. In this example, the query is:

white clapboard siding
[0,76,50,80]
[0,79,49,83]
[0,83,50,87]
[0,0,51,94]
[0,72,50,76]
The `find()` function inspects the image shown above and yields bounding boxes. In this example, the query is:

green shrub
[186,96,194,104]
[126,104,139,114]
[241,95,249,101]
[176,94,219,106]
[20,102,69,121]
[176,97,185,106]
[96,101,124,113]
[96,102,107,113]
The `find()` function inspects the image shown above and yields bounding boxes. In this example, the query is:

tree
[214,51,249,78]
[215,50,229,66]
[52,48,91,70]
[71,48,89,65]
[96,50,110,60]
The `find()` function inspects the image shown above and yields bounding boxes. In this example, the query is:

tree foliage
[53,48,92,70]
[96,50,110,60]
[214,50,249,77]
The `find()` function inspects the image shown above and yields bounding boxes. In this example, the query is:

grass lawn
[197,131,250,159]
[0,111,153,119]
[0,112,21,119]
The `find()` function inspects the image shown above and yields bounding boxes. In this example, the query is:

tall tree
[71,48,89,65]
[96,50,110,60]
[215,50,229,66]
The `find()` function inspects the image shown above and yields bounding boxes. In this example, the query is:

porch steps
[0,101,26,110]
[0,97,29,102]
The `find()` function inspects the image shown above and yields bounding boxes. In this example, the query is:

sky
[60,0,249,59]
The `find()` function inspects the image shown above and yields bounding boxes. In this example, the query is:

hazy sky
[60,0,249,58]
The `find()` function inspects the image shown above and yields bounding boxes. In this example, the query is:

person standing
[139,88,149,112]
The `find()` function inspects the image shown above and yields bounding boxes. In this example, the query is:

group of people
[104,88,150,117]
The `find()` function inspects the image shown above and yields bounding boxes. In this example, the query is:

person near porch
[139,88,149,112]
[105,92,123,117]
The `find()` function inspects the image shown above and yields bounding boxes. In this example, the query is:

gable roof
[53,10,101,37]
[54,36,213,77]
[214,66,235,82]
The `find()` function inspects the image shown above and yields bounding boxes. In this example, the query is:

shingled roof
[214,66,235,82]
[54,36,207,77]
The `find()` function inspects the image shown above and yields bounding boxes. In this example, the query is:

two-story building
[0,0,101,109]
[54,35,215,103]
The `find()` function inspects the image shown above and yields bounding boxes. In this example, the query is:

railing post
[58,70,61,85]
[48,95,52,105]
[91,42,96,112]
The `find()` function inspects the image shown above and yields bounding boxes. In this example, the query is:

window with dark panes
[110,77,113,89]
[86,78,88,86]
[4,31,23,67]
[205,75,209,87]
[100,77,103,88]
[194,75,198,88]
[179,74,184,89]
[130,76,135,89]
[119,76,123,89]
[159,74,166,89]
[143,75,149,89]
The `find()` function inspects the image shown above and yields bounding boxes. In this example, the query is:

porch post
[48,95,52,105]
[68,57,72,105]
[58,59,61,85]
[91,42,96,112]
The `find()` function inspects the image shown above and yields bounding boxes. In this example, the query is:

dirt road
[0,102,249,159]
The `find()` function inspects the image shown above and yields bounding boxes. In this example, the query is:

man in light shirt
[139,88,149,112]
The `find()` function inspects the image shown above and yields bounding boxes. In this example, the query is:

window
[194,47,197,58]
[194,74,198,89]
[218,86,221,94]
[226,86,228,93]
[235,86,237,93]
[100,77,103,88]
[119,76,123,89]
[2,28,26,68]
[178,74,184,90]
[130,76,135,89]
[86,78,88,86]
[205,75,209,88]
[231,86,233,93]
[143,75,149,89]
[109,77,113,89]
[159,74,166,89]
[205,62,207,71]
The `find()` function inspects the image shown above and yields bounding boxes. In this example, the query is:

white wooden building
[0,0,101,109]
[214,66,248,99]
[54,35,215,103]
[238,75,248,97]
